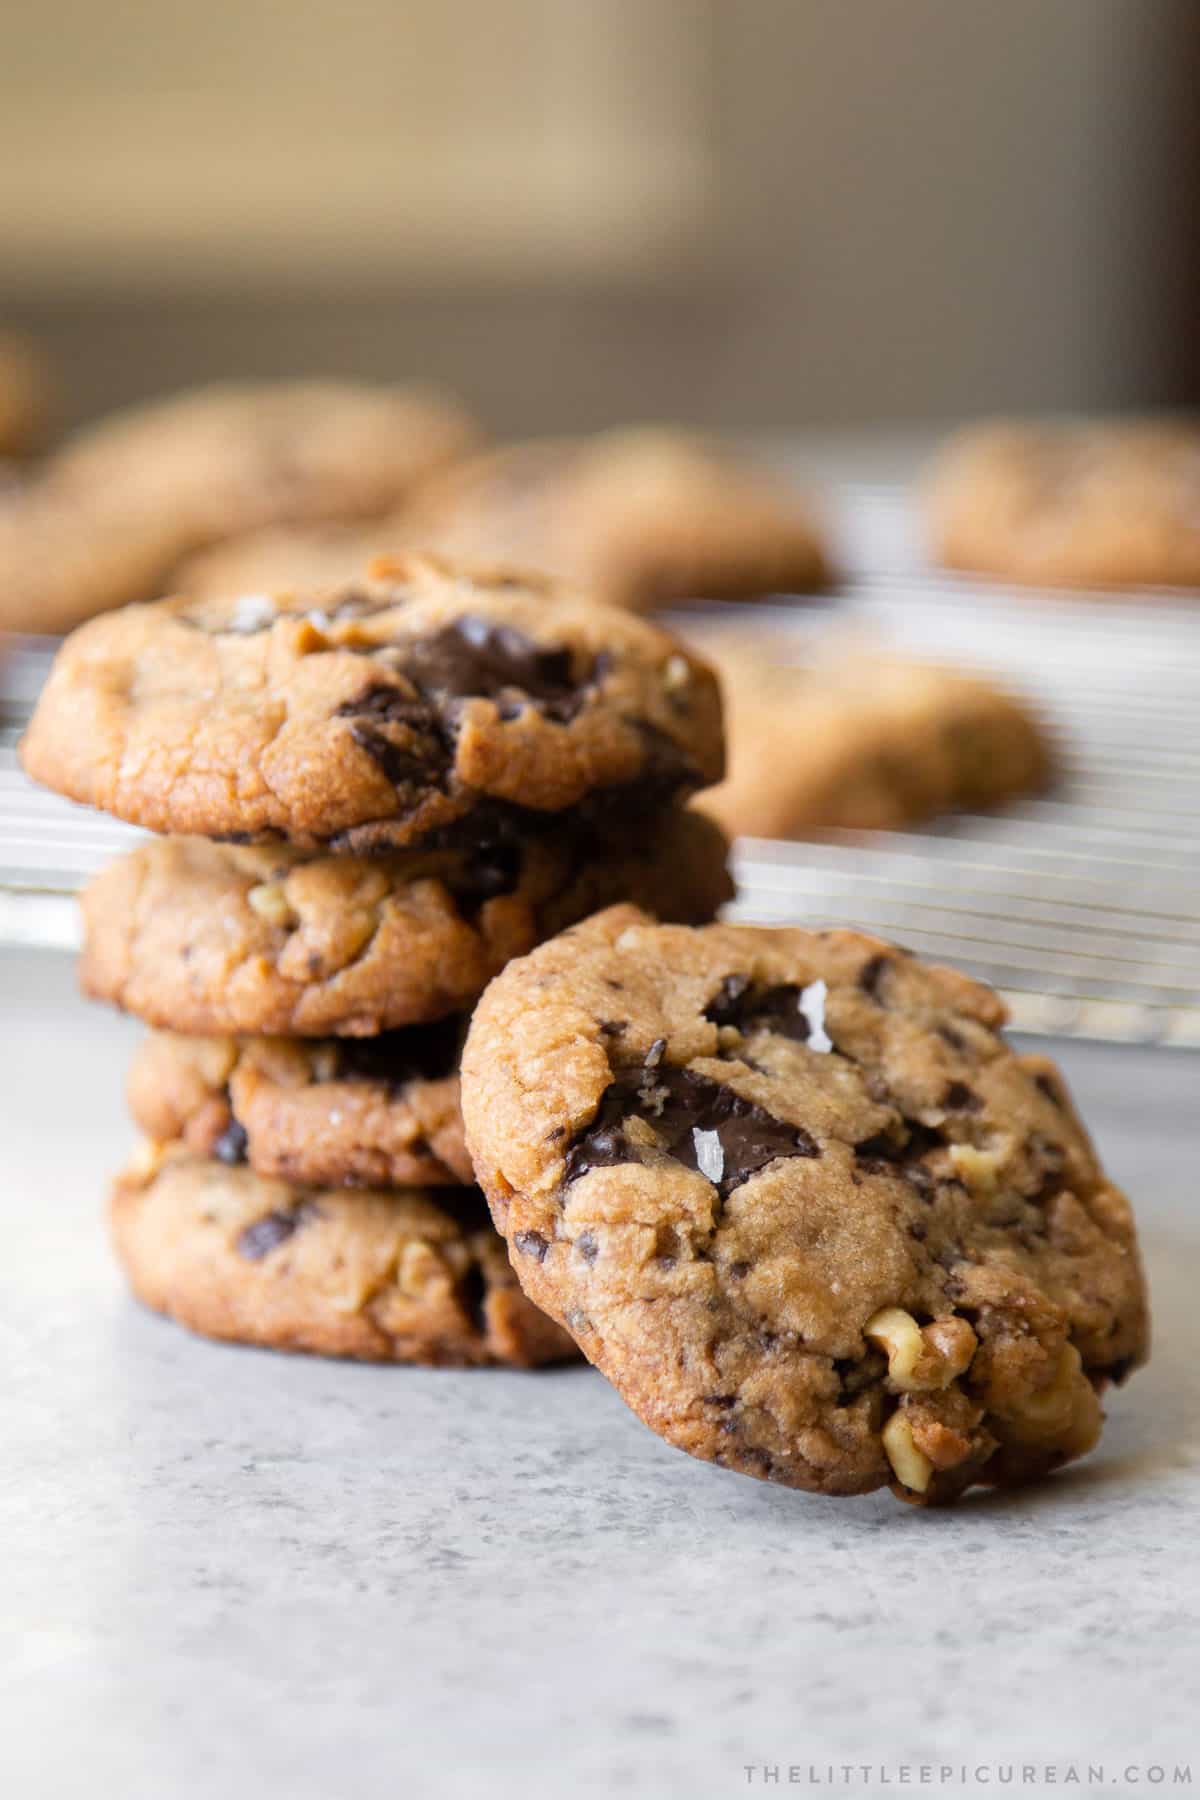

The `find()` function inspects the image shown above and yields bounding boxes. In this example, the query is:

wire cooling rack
[2,476,1198,1046]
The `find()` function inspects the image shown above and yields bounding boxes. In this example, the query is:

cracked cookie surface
[80,810,731,1036]
[111,1149,576,1366]
[128,1020,471,1189]
[461,906,1148,1503]
[926,418,1200,590]
[697,639,1053,838]
[21,555,724,843]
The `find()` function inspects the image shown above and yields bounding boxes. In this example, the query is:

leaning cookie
[925,417,1200,590]
[697,641,1053,839]
[81,811,732,1037]
[401,427,835,609]
[461,906,1148,1504]
[21,557,724,844]
[127,1019,471,1189]
[111,1148,575,1367]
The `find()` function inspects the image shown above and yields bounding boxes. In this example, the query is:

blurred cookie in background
[0,483,200,639]
[0,331,52,460]
[0,379,480,635]
[925,418,1200,590]
[52,379,479,534]
[179,426,836,611]
[398,427,836,610]
[696,638,1054,840]
[177,518,386,604]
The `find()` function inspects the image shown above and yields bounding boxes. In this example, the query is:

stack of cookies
[21,554,732,1368]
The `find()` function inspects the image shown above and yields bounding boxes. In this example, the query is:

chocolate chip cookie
[697,640,1053,839]
[925,418,1200,590]
[111,1147,575,1366]
[53,379,478,529]
[80,810,732,1037]
[22,557,724,844]
[461,907,1148,1503]
[399,428,835,609]
[0,382,479,636]
[127,1020,471,1189]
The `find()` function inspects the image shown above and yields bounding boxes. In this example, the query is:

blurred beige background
[1,0,1196,433]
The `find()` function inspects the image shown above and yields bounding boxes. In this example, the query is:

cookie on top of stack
[20,553,733,1367]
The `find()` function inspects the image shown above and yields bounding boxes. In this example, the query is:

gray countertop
[3,947,1198,1800]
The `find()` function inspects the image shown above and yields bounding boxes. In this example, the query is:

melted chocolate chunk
[704,978,812,1042]
[514,1230,550,1262]
[333,1016,462,1089]
[336,617,595,792]
[854,1121,942,1180]
[337,685,455,790]
[563,1063,819,1199]
[943,1080,983,1113]
[403,616,588,721]
[236,1206,307,1260]
[213,1119,249,1165]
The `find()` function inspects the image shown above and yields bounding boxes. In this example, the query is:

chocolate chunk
[236,1207,306,1260]
[1034,1071,1064,1108]
[705,974,751,1022]
[704,978,812,1043]
[401,615,591,722]
[943,1080,983,1113]
[337,617,596,793]
[598,1020,628,1038]
[576,1231,599,1264]
[337,684,455,790]
[563,1063,818,1198]
[514,1230,551,1262]
[333,1016,462,1089]
[213,1119,249,1165]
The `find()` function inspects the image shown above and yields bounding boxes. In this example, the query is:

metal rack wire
[2,479,1198,1044]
